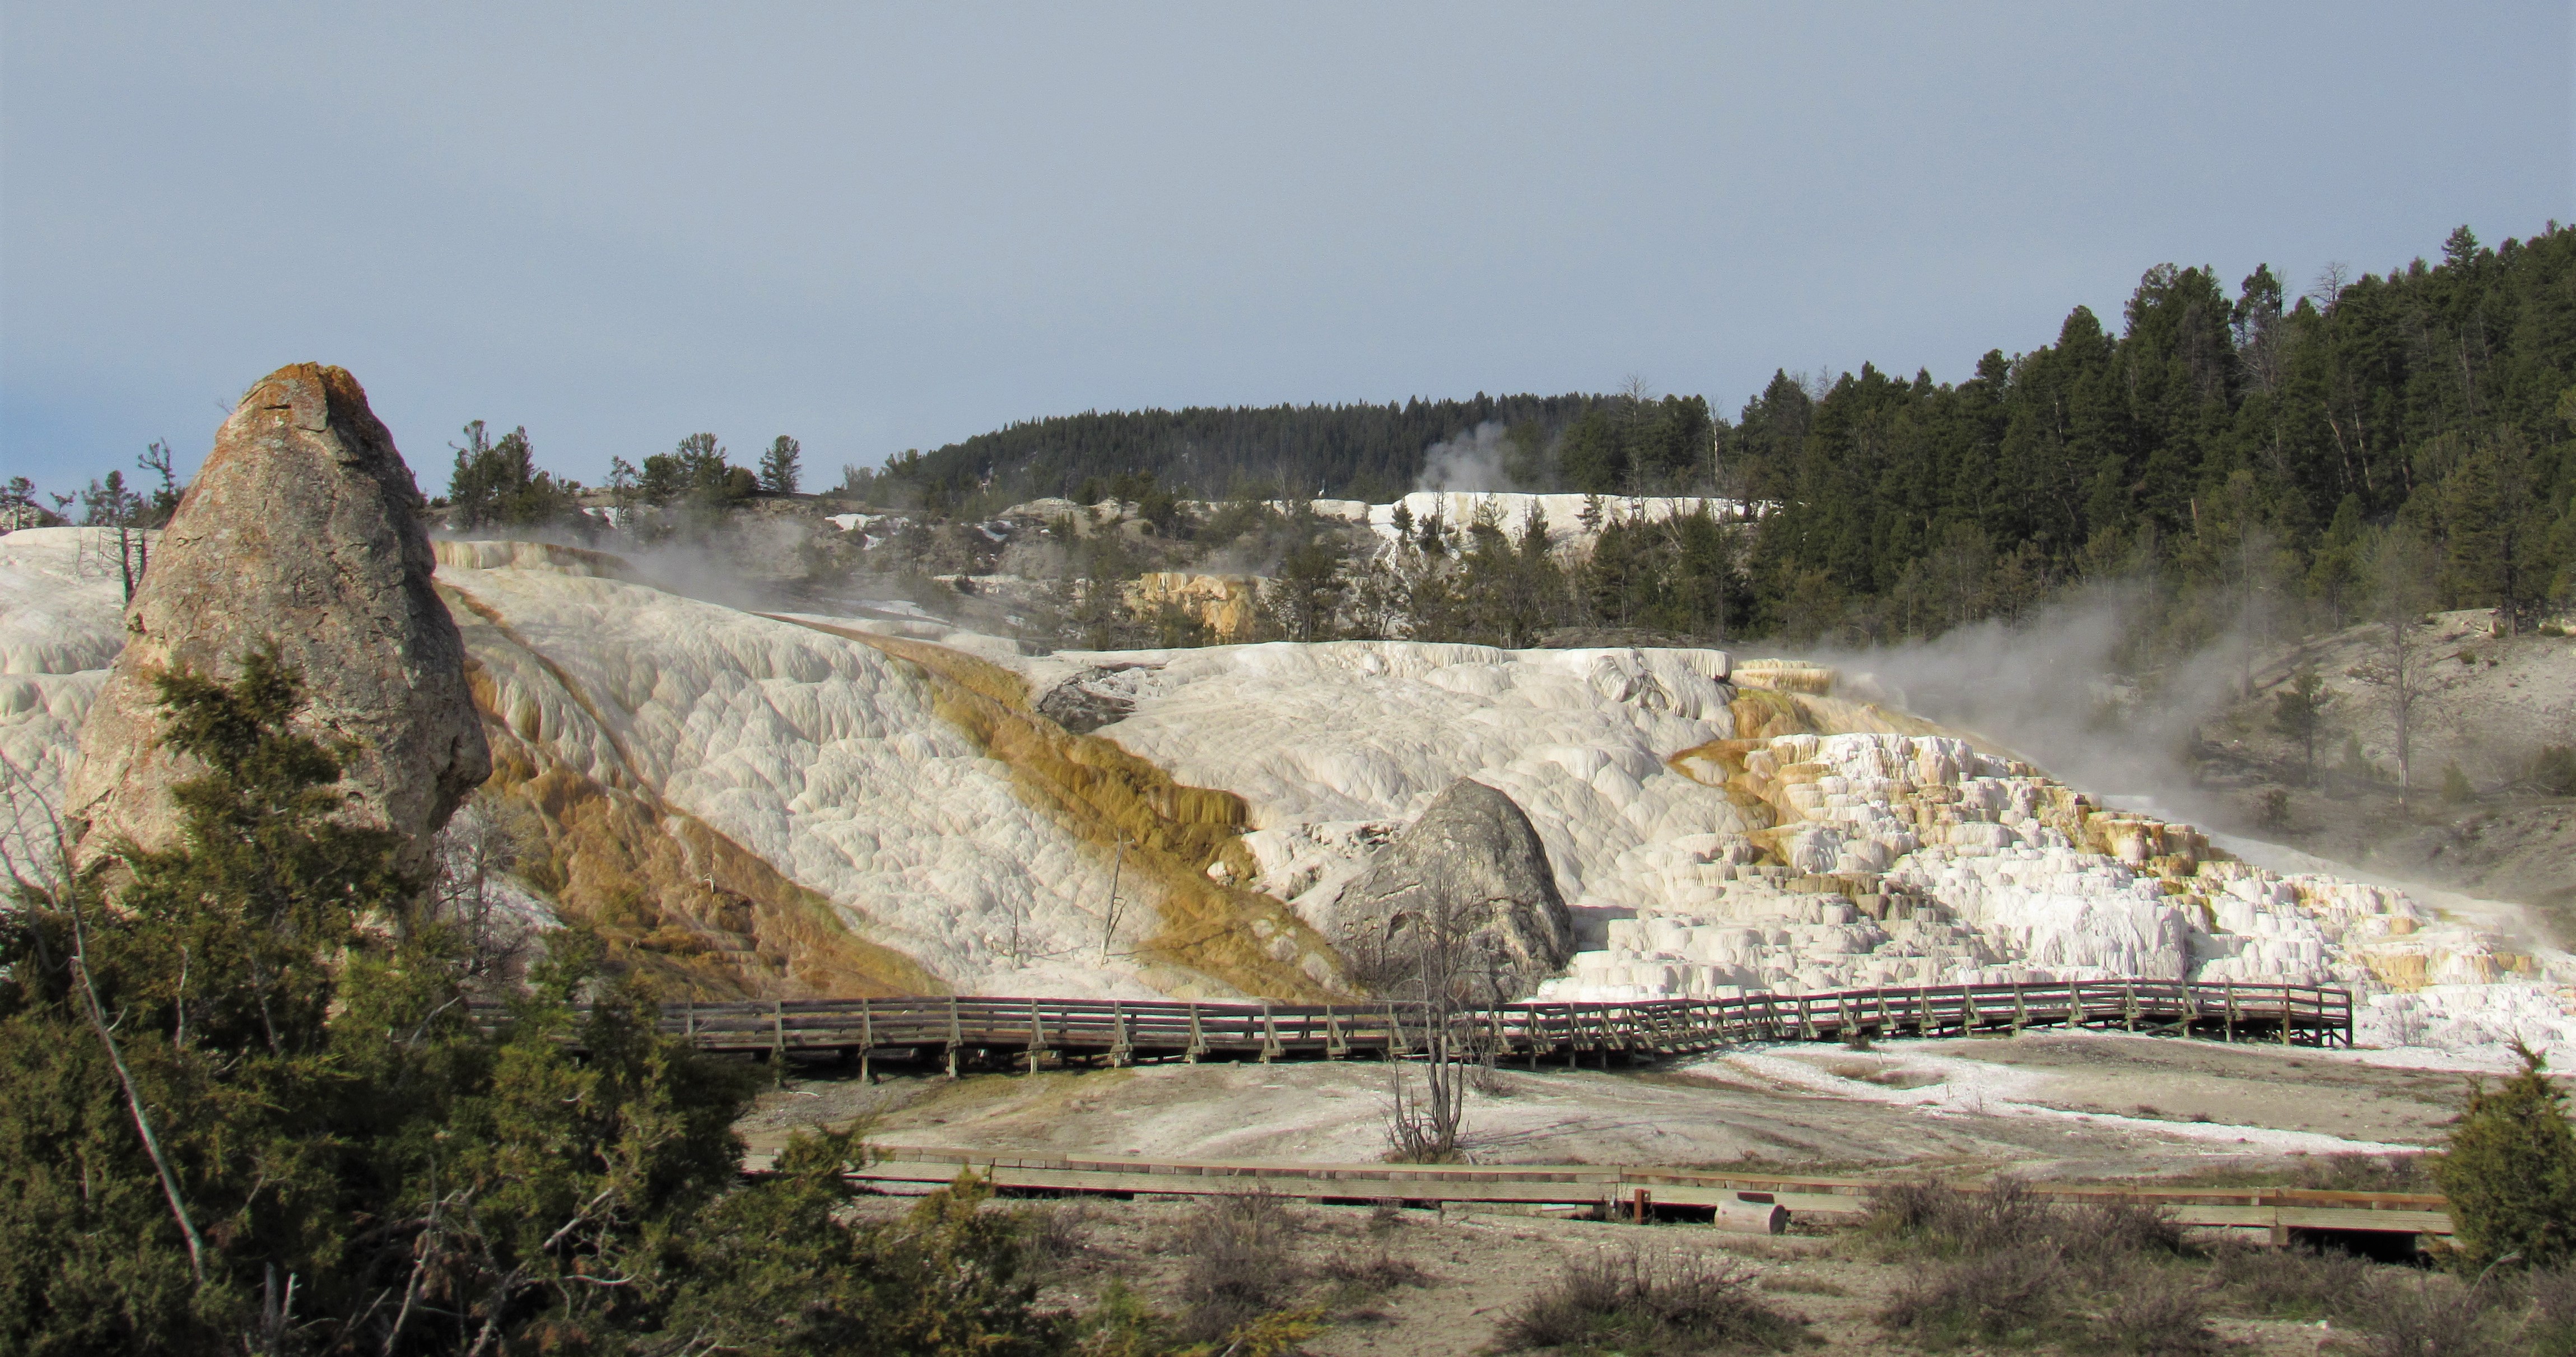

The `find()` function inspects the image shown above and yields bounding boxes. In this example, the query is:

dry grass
[1319,1249,1433,1293]
[1757,1274,1851,1296]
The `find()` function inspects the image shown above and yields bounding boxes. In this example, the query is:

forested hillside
[841,222,2572,650]
[1738,225,2574,645]
[855,390,1719,506]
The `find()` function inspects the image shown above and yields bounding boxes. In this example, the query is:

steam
[1786,588,2568,949]
[1790,585,2246,828]
[1414,421,1516,493]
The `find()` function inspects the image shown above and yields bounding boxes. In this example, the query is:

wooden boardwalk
[805,1145,2448,1243]
[558,979,2352,1071]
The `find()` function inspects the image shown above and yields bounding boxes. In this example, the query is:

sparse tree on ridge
[759,435,803,495]
[77,468,150,600]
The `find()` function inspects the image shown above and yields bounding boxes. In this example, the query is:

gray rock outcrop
[1330,778,1572,1000]
[66,362,491,881]
[1035,664,1154,735]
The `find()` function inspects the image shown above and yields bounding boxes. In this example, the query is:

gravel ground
[738,1026,2465,1182]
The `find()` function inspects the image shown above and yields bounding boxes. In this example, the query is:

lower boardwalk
[797,1145,2448,1245]
[511,980,2353,1072]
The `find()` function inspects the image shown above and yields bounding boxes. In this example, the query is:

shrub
[2520,1265,2576,1355]
[2211,1239,2375,1321]
[2443,761,2475,803]
[1883,1252,2216,1355]
[2535,745,2576,797]
[1320,1250,1432,1293]
[2058,1198,2189,1275]
[1877,1247,2066,1348]
[1862,1177,2058,1258]
[1501,1247,1806,1355]
[1866,1179,2210,1353]
[1167,1192,1302,1345]
[2430,1042,2576,1268]
[2332,1271,2510,1357]
[2093,1266,2221,1356]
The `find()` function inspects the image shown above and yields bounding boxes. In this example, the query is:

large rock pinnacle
[1331,778,1574,1000]
[65,363,491,881]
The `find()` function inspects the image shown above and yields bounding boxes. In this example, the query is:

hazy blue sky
[4,3,2569,499]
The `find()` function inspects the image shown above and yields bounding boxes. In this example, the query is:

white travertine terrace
[6,524,2569,1058]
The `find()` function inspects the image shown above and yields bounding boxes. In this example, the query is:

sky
[3,3,2570,501]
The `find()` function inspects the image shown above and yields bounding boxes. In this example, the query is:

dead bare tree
[2360,524,2438,808]
[1096,832,1129,966]
[0,751,208,1283]
[1374,890,1520,1164]
[428,788,543,984]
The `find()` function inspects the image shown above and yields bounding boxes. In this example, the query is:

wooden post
[2223,983,2237,1043]
[1631,1188,1652,1224]
[2011,983,2026,1035]
[859,998,874,1083]
[2281,984,2295,1047]
[2123,982,2138,1034]
[1027,1000,1046,1075]
[1259,1002,1283,1063]
[945,997,962,1078]
[1110,1000,1132,1067]
[1185,1003,1206,1063]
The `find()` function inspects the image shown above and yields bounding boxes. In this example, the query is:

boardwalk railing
[504,980,2351,1071]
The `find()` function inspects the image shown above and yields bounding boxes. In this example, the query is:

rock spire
[64,363,490,880]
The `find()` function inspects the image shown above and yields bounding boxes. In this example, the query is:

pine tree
[760,434,803,495]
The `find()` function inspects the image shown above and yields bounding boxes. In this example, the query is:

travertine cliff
[63,363,489,881]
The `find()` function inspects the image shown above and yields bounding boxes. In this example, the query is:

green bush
[2431,1043,2576,1269]
[0,647,1111,1355]
[2536,746,2576,797]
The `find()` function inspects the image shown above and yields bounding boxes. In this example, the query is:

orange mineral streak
[768,617,1344,1000]
[444,584,940,1000]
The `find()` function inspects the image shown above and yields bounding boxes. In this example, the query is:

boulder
[1331,778,1573,998]
[1035,664,1153,735]
[65,363,490,881]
